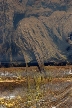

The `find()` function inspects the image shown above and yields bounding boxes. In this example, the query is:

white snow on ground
[0,95,15,100]
[52,106,56,108]
[69,69,72,74]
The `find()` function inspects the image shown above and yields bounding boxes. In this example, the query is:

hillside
[0,0,72,66]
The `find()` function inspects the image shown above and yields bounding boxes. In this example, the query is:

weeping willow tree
[14,22,48,73]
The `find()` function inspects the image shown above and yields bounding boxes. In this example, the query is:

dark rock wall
[0,0,72,66]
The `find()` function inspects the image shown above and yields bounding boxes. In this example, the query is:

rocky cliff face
[0,0,72,66]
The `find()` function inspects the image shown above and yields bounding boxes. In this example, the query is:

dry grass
[0,66,72,108]
[0,65,72,71]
